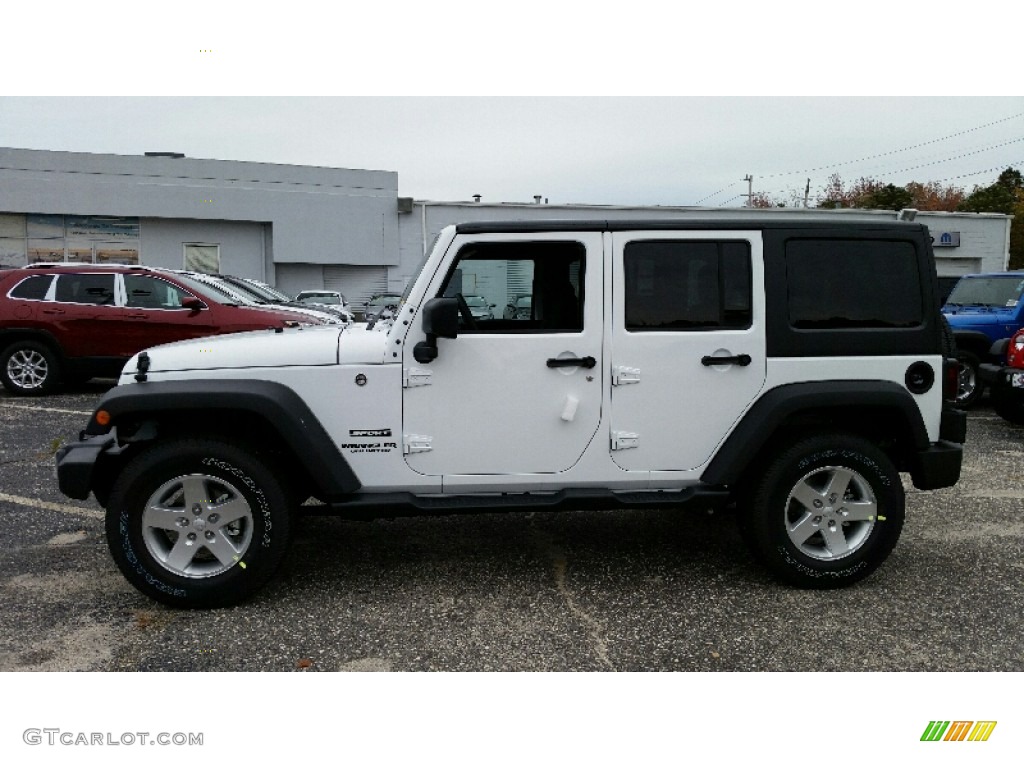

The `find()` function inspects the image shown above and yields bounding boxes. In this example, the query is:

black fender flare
[701,380,930,486]
[86,379,361,495]
[951,329,998,357]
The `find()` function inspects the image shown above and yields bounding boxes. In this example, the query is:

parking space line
[1,404,93,416]
[0,492,102,520]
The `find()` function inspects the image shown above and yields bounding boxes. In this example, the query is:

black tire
[105,438,292,608]
[954,350,983,408]
[939,313,957,359]
[0,340,61,396]
[741,434,905,589]
[991,387,1024,425]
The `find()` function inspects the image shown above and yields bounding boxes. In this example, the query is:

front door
[609,231,767,472]
[403,233,604,476]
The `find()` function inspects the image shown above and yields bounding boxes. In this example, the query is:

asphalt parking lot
[1,382,1022,672]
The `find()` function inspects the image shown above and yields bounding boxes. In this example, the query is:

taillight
[1009,330,1024,369]
[943,358,960,401]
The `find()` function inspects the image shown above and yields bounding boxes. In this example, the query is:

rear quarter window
[785,239,923,329]
[9,274,54,300]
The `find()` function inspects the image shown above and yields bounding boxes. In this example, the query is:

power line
[761,111,1024,179]
[693,111,1024,206]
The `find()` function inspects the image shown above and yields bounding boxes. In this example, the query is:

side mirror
[414,297,459,363]
[182,297,206,311]
[421,297,459,338]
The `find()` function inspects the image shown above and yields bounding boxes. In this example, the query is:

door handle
[701,354,752,367]
[41,308,66,315]
[547,356,596,369]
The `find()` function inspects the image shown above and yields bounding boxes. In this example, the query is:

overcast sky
[3,5,1021,209]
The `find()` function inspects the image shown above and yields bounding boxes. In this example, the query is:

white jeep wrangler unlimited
[56,219,966,608]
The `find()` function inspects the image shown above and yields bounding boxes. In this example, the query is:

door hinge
[403,367,433,388]
[611,431,640,450]
[612,366,641,386]
[403,434,433,454]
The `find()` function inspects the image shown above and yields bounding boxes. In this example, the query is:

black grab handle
[701,354,752,367]
[547,356,597,369]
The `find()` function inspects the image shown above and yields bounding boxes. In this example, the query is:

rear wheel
[105,438,292,608]
[742,434,905,588]
[0,340,61,395]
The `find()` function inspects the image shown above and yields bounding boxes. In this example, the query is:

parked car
[504,294,532,320]
[942,271,1024,407]
[980,328,1024,425]
[292,290,355,322]
[0,264,328,395]
[364,293,403,322]
[191,273,345,325]
[463,294,496,320]
[56,217,964,608]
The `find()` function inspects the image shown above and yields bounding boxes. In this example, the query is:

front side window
[786,239,923,329]
[53,273,115,305]
[624,240,751,331]
[124,275,194,309]
[439,241,585,333]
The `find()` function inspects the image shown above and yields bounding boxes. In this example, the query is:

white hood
[120,324,392,380]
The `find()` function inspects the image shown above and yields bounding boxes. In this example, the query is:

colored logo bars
[921,721,997,742]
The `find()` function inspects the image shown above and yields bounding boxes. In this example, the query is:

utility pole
[743,174,754,207]
[803,178,811,208]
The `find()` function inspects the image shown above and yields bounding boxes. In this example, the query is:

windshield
[946,276,1024,308]
[297,293,341,305]
[175,274,245,304]
[235,280,285,302]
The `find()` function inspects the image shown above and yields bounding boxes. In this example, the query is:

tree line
[752,167,1023,269]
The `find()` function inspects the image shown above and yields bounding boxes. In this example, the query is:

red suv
[983,328,1024,425]
[0,264,327,395]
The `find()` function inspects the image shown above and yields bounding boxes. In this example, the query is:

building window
[184,243,220,274]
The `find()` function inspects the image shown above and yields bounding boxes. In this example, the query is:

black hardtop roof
[455,218,927,235]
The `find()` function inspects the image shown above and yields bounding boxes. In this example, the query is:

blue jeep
[942,271,1024,407]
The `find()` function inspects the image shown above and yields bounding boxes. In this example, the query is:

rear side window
[53,273,116,305]
[9,274,53,300]
[786,239,923,329]
[624,240,752,331]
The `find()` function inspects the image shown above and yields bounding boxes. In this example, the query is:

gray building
[0,148,1012,311]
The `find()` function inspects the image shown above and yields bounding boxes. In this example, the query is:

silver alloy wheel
[7,348,49,390]
[141,473,254,578]
[784,465,877,561]
[957,363,977,404]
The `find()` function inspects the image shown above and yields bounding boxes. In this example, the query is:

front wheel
[742,434,905,589]
[105,438,292,608]
[991,386,1024,425]
[954,351,983,408]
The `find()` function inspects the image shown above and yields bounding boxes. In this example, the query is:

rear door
[48,272,127,357]
[609,231,767,471]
